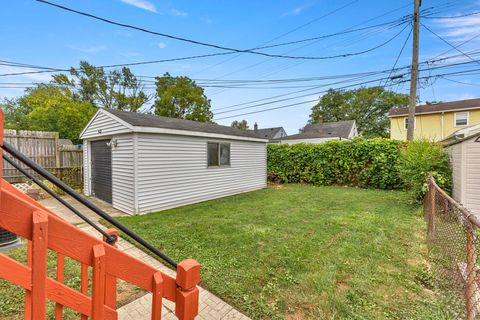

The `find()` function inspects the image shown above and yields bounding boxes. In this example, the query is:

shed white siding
[449,142,465,204]
[465,138,480,214]
[111,134,136,213]
[135,133,267,214]
[81,111,130,139]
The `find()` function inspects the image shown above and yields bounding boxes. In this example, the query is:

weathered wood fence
[2,130,83,188]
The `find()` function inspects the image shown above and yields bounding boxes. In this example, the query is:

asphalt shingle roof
[388,98,480,117]
[104,109,265,140]
[254,127,284,140]
[281,120,355,140]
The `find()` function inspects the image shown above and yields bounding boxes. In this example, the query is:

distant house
[80,109,268,214]
[388,98,480,141]
[279,118,358,144]
[442,127,480,215]
[252,123,287,143]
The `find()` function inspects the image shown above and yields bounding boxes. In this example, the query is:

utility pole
[407,0,421,141]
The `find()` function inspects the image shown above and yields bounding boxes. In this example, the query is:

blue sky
[1,0,480,133]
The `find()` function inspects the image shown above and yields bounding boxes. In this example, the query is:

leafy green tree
[2,84,96,143]
[153,72,213,122]
[52,61,149,112]
[309,87,409,138]
[231,120,249,130]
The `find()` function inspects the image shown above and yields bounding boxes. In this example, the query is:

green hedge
[268,138,404,190]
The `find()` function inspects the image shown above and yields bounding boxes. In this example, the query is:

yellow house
[389,98,480,141]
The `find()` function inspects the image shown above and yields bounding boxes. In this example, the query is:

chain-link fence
[425,176,480,319]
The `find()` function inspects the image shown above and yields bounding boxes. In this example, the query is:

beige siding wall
[136,133,267,214]
[465,138,480,215]
[111,135,135,214]
[81,111,130,139]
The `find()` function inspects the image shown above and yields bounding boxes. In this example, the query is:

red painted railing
[0,110,200,319]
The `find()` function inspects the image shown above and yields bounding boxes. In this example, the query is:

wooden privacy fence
[424,176,480,320]
[2,130,83,188]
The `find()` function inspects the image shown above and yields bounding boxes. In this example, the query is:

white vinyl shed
[444,131,480,215]
[80,109,268,215]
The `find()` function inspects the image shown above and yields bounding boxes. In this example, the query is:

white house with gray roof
[280,118,358,144]
[80,108,268,215]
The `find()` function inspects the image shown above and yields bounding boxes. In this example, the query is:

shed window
[455,112,469,126]
[207,142,230,167]
[404,117,416,129]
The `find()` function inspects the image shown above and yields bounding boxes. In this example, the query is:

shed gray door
[91,140,112,203]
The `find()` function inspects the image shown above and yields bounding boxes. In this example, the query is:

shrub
[398,140,452,201]
[267,138,404,190]
[267,138,452,199]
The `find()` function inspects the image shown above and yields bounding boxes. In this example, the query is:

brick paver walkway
[39,196,250,320]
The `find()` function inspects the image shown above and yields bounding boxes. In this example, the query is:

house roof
[440,123,480,146]
[254,127,284,140]
[388,98,480,117]
[102,109,267,141]
[281,120,355,140]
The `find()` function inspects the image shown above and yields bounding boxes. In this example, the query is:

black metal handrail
[3,154,116,243]
[2,141,177,268]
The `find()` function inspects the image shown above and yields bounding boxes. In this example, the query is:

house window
[455,112,469,126]
[207,142,230,167]
[404,117,416,129]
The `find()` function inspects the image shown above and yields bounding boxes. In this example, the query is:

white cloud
[170,9,188,17]
[120,0,157,13]
[435,15,480,42]
[158,42,167,49]
[67,44,106,54]
[0,65,53,82]
[282,3,311,16]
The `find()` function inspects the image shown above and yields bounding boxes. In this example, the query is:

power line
[190,0,362,77]
[213,67,480,120]
[212,59,480,117]
[37,0,404,60]
[382,25,413,87]
[212,52,480,112]
[422,23,480,66]
[422,10,480,19]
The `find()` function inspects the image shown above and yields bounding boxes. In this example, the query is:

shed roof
[388,98,480,117]
[254,127,284,140]
[281,120,355,140]
[100,109,267,141]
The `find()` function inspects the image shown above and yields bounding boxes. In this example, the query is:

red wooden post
[175,259,200,320]
[55,253,65,319]
[92,244,106,320]
[80,263,89,320]
[103,229,118,310]
[24,241,33,320]
[31,210,49,320]
[151,272,164,320]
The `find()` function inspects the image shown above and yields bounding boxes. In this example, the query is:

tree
[2,84,97,143]
[231,120,249,130]
[52,61,149,112]
[153,72,213,122]
[309,87,409,138]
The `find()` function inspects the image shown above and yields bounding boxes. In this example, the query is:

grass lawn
[116,185,447,319]
[0,244,144,319]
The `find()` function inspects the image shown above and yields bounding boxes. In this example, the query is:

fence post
[466,223,477,320]
[428,177,436,238]
[175,259,200,320]
[103,229,118,310]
